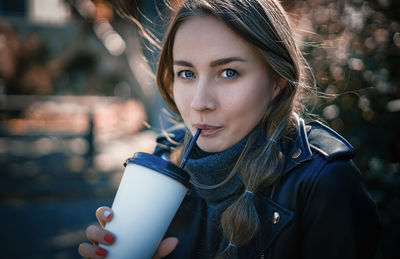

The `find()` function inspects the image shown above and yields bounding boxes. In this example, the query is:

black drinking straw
[179,129,201,169]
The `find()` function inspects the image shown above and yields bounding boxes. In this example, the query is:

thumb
[153,237,179,259]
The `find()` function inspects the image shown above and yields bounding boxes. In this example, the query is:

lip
[192,123,223,136]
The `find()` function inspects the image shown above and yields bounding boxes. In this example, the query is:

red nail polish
[104,233,115,243]
[104,210,112,220]
[95,247,107,256]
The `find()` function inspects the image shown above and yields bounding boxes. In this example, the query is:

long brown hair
[117,0,314,257]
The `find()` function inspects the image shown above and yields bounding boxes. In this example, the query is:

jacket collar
[281,113,313,175]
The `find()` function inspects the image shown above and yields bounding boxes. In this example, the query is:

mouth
[192,124,223,136]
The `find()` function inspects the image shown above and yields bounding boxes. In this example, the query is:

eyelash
[176,69,240,80]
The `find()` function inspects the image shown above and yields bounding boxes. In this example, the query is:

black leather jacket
[154,117,380,259]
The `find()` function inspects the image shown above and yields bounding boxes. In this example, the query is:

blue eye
[178,70,195,79]
[221,69,238,79]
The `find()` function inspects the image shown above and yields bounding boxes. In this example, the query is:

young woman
[78,0,380,258]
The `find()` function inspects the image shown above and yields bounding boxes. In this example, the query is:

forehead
[173,15,259,60]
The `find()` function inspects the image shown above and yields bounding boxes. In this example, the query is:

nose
[190,79,216,111]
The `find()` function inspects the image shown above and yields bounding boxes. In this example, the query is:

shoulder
[292,121,372,211]
[281,117,361,196]
[306,120,355,161]
[298,159,380,259]
[300,159,379,234]
[152,123,186,157]
[308,159,363,195]
[289,122,378,228]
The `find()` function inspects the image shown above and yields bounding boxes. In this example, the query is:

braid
[216,106,292,258]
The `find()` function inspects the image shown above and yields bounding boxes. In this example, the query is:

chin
[197,141,227,153]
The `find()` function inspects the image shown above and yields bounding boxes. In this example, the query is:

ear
[272,77,287,99]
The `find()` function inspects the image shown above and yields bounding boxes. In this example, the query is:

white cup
[100,152,190,259]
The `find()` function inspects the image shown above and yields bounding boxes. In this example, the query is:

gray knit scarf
[185,125,266,204]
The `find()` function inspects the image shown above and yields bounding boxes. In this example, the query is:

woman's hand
[78,206,179,258]
[78,207,116,258]
[153,236,179,259]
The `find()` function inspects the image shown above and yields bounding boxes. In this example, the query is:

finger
[96,207,113,228]
[86,224,115,246]
[153,237,179,259]
[78,242,108,259]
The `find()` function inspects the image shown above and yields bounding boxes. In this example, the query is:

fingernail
[96,247,107,256]
[104,233,115,243]
[103,210,112,220]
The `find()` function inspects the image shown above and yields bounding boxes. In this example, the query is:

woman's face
[172,15,278,152]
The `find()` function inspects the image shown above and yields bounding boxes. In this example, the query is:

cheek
[251,78,273,110]
[250,92,271,121]
[173,85,190,117]
[228,82,271,116]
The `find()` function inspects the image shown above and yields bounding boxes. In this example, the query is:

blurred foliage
[0,16,130,97]
[285,0,399,258]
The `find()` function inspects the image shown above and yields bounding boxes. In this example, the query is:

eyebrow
[173,57,246,68]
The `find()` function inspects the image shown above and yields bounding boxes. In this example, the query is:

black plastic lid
[124,152,191,189]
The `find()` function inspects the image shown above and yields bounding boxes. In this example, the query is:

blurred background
[0,0,398,258]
